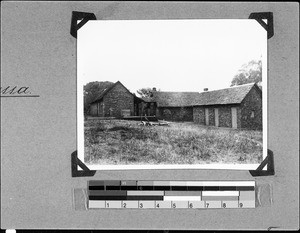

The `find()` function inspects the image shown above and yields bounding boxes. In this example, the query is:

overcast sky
[78,19,267,94]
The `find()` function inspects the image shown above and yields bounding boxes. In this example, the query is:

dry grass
[84,119,263,165]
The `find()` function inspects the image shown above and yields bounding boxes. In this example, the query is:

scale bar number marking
[87,180,255,209]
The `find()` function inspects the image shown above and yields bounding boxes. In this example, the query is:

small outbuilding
[89,81,143,118]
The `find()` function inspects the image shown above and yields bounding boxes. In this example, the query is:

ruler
[88,180,255,209]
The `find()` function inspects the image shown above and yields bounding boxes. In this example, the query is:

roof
[150,83,260,107]
[90,81,133,104]
[150,92,200,107]
[192,83,259,106]
[91,81,260,107]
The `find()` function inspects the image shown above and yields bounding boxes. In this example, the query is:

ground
[84,119,263,165]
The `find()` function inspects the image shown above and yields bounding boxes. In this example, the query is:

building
[89,81,143,118]
[88,81,262,130]
[144,91,199,122]
[192,83,262,130]
[143,83,262,129]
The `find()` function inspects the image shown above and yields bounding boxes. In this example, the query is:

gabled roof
[90,81,133,104]
[192,83,260,106]
[150,92,200,107]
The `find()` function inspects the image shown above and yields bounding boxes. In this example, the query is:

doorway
[231,107,237,128]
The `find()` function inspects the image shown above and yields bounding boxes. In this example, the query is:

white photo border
[77,19,268,171]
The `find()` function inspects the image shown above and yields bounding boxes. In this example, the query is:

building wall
[240,87,262,130]
[90,102,98,116]
[193,105,242,128]
[218,106,232,128]
[193,107,205,124]
[237,107,242,129]
[89,83,134,118]
[156,107,193,121]
[103,83,134,118]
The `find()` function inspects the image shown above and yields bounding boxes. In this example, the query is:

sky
[77,19,267,94]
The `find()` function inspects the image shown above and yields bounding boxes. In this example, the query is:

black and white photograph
[1,1,299,231]
[77,19,267,170]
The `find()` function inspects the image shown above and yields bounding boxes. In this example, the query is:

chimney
[203,88,208,91]
[152,87,157,92]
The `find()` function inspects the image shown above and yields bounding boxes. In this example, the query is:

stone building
[88,81,262,130]
[193,83,262,130]
[144,91,199,121]
[89,81,143,118]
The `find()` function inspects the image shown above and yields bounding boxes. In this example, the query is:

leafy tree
[83,81,114,115]
[137,88,155,98]
[230,60,262,87]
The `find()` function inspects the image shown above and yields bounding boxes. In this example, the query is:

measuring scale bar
[87,180,255,209]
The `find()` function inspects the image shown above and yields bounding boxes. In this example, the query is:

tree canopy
[84,81,114,114]
[137,88,155,98]
[230,60,262,87]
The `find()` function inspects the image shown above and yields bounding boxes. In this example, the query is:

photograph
[77,19,267,170]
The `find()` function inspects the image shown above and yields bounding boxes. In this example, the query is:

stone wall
[193,107,205,124]
[218,106,232,127]
[157,107,193,121]
[237,107,242,129]
[193,105,242,128]
[241,87,262,130]
[90,103,98,116]
[89,84,134,118]
[103,83,134,118]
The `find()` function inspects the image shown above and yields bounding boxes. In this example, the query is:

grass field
[84,119,263,165]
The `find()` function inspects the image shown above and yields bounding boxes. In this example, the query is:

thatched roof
[149,83,260,107]
[90,81,135,104]
[150,92,200,107]
[193,83,259,106]
[91,81,261,107]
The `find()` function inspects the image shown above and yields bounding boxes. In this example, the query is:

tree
[137,88,155,98]
[83,81,114,115]
[230,60,262,87]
